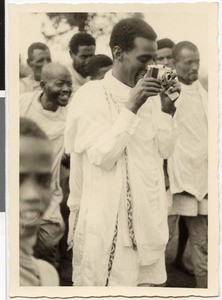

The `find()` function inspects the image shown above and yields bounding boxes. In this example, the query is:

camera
[145,64,179,101]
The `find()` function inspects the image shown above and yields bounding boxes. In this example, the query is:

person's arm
[65,78,161,171]
[86,108,140,170]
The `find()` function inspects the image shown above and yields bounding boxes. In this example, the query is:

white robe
[168,81,208,203]
[65,70,177,285]
[20,91,67,220]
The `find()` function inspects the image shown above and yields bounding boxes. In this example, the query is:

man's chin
[58,98,70,106]
[59,101,69,107]
[190,73,198,82]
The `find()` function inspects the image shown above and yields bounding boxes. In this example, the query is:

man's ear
[112,46,124,62]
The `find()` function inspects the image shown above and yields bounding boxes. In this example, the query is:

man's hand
[125,77,162,114]
[160,80,181,117]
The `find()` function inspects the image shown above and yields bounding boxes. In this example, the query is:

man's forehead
[32,48,50,59]
[49,70,72,82]
[133,37,157,52]
[156,47,172,56]
[179,48,199,60]
[77,45,95,54]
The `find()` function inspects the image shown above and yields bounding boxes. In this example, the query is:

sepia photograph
[8,1,219,298]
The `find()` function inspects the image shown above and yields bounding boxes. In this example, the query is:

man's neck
[112,67,131,87]
[72,63,86,79]
[40,93,58,112]
[178,76,194,86]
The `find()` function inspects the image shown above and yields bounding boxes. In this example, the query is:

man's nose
[163,58,169,66]
[42,59,49,67]
[21,178,41,203]
[191,62,199,70]
[62,83,71,92]
[85,56,92,65]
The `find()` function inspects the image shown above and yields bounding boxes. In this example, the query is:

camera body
[145,64,175,86]
[145,64,179,101]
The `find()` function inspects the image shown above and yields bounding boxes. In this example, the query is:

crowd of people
[19,17,208,288]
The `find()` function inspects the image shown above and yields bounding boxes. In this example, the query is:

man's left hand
[160,80,181,117]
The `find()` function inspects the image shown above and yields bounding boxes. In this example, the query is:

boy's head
[20,118,52,238]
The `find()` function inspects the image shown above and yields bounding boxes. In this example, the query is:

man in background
[20,117,59,286]
[20,63,73,274]
[168,41,208,288]
[20,42,51,94]
[68,32,96,94]
[155,38,175,68]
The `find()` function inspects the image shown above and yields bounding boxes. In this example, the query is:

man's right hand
[125,77,162,114]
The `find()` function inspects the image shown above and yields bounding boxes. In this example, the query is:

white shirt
[65,70,177,285]
[20,75,41,94]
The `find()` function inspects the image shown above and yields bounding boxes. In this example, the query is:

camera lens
[165,73,172,82]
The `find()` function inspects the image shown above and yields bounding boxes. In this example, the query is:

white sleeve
[157,111,178,159]
[86,108,140,170]
[65,83,141,171]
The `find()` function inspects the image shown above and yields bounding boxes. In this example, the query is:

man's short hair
[69,32,96,54]
[109,18,157,53]
[27,42,50,61]
[172,41,198,61]
[85,54,113,78]
[157,38,175,50]
[20,117,48,140]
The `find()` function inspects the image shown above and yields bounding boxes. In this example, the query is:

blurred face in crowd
[116,37,157,88]
[20,136,52,238]
[41,65,73,110]
[174,48,200,85]
[155,47,174,68]
[70,45,96,78]
[28,48,51,81]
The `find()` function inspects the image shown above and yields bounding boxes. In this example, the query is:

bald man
[20,63,73,268]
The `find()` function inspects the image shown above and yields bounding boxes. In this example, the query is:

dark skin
[112,37,180,117]
[40,63,73,112]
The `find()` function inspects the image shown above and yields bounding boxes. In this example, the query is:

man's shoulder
[68,80,107,114]
[20,90,41,101]
[73,80,104,100]
[20,91,41,114]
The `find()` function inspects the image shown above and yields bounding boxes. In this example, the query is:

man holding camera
[167,41,208,288]
[65,18,180,286]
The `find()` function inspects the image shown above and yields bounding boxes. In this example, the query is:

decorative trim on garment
[106,218,118,286]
